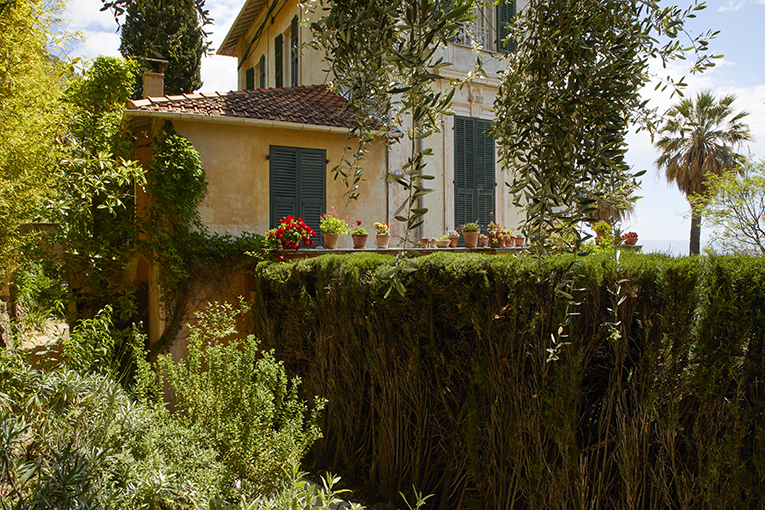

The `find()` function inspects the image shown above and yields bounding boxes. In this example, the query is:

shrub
[159,301,326,496]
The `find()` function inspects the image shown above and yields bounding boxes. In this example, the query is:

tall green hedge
[250,252,765,510]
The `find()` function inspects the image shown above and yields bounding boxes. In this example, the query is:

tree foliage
[492,0,719,249]
[48,56,146,321]
[0,0,67,278]
[654,90,751,254]
[689,158,765,255]
[309,0,473,247]
[119,0,210,97]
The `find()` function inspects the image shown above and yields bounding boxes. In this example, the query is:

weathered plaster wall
[170,120,389,240]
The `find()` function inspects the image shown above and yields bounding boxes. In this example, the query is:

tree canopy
[654,91,751,254]
[0,0,67,278]
[688,159,764,255]
[492,0,719,248]
[119,0,209,97]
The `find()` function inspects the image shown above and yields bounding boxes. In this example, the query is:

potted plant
[374,222,391,248]
[265,215,315,251]
[319,207,348,249]
[349,220,368,249]
[487,221,500,246]
[479,233,489,247]
[622,231,639,245]
[461,222,480,248]
[592,221,613,245]
[447,230,460,248]
[436,235,451,248]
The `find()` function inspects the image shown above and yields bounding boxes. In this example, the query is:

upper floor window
[290,16,299,86]
[274,33,284,88]
[451,0,516,53]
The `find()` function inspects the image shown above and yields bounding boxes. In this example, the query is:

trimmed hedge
[251,252,765,510]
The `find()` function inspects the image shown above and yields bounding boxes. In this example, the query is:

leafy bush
[159,301,326,496]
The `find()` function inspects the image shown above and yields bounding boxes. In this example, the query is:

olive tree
[492,0,719,249]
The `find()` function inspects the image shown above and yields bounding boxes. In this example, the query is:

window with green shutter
[259,55,266,88]
[454,116,495,239]
[274,34,283,88]
[497,0,517,53]
[245,67,254,90]
[290,16,299,86]
[269,146,326,246]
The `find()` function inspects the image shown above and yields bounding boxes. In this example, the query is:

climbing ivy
[140,127,263,351]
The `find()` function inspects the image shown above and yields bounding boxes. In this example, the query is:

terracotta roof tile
[126,85,357,129]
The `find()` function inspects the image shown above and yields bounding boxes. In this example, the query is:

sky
[61,0,765,256]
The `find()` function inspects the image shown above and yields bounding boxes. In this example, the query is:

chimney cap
[143,58,169,74]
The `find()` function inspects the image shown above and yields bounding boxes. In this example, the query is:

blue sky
[62,0,765,255]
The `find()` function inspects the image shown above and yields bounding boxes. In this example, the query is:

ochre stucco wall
[170,119,389,239]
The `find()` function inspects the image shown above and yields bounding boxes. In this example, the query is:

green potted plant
[436,235,451,248]
[349,220,368,249]
[319,207,348,249]
[479,233,489,247]
[461,222,480,248]
[374,221,391,248]
[592,220,612,245]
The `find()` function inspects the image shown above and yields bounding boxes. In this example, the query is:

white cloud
[719,1,745,11]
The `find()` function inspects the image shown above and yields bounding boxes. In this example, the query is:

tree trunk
[689,211,702,255]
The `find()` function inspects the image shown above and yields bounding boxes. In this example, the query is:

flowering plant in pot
[349,220,368,249]
[479,233,489,247]
[265,215,315,251]
[374,222,391,248]
[436,235,451,248]
[592,220,612,245]
[622,231,639,245]
[319,207,348,248]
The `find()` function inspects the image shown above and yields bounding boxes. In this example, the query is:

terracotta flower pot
[323,233,340,249]
[436,239,450,248]
[514,236,523,247]
[463,231,479,248]
[376,234,391,248]
[449,236,459,248]
[479,236,489,247]
[623,237,638,245]
[352,234,368,249]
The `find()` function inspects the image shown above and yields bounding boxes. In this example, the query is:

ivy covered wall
[250,252,765,510]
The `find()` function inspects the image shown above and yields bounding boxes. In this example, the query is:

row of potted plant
[264,211,533,252]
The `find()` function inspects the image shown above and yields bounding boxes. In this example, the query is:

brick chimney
[142,58,169,98]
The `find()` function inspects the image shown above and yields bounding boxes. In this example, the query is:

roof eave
[123,108,353,134]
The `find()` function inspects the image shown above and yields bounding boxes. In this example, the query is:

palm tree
[654,91,751,255]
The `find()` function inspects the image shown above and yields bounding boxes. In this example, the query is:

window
[274,34,283,88]
[449,0,516,52]
[497,0,517,52]
[259,55,266,88]
[290,16,299,86]
[269,146,326,246]
[454,116,495,237]
[245,67,254,90]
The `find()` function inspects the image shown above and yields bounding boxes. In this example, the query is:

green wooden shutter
[476,118,495,233]
[245,67,254,90]
[274,34,283,88]
[290,16,299,87]
[259,55,266,88]
[297,149,325,245]
[455,116,495,241]
[269,146,326,246]
[497,0,516,53]
[270,146,298,228]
